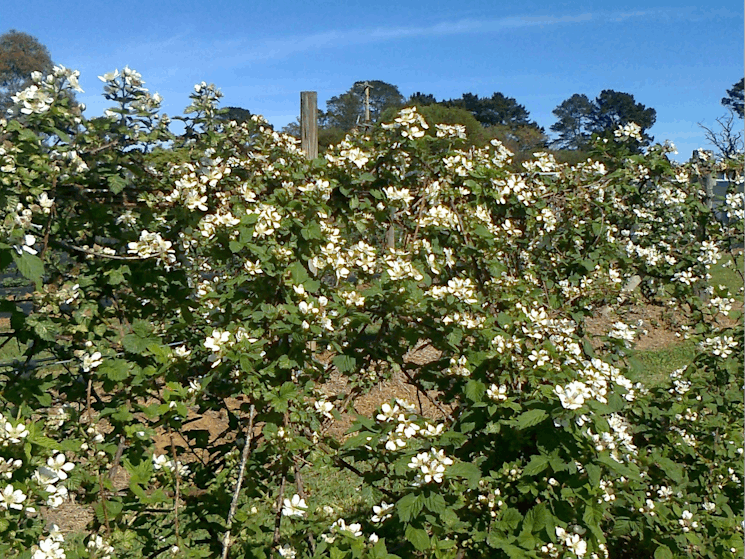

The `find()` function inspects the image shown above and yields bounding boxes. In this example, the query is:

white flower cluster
[579,413,636,465]
[0,484,27,511]
[204,328,258,368]
[428,277,478,304]
[33,451,74,508]
[199,209,241,239]
[608,321,636,346]
[408,448,454,484]
[383,186,414,207]
[295,286,335,332]
[325,139,371,169]
[697,335,738,359]
[725,192,744,221]
[298,178,333,200]
[380,107,429,139]
[446,355,471,377]
[554,525,588,557]
[613,122,643,142]
[320,518,363,543]
[417,204,461,230]
[384,249,423,282]
[32,526,66,559]
[371,501,394,523]
[435,123,467,139]
[127,230,176,268]
[10,65,83,117]
[86,534,115,559]
[152,454,190,476]
[442,152,473,177]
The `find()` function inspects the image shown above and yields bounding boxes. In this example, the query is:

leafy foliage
[0,65,742,559]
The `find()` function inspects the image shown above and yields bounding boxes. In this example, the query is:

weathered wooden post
[300,91,318,160]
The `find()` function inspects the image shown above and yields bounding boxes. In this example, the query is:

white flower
[314,400,334,419]
[46,452,74,481]
[371,501,394,523]
[0,484,26,510]
[1,422,29,444]
[487,384,509,401]
[80,351,103,372]
[554,381,591,410]
[282,494,308,517]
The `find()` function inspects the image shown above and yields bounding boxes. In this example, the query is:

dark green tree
[0,30,53,113]
[549,93,594,150]
[321,80,404,130]
[722,78,744,118]
[408,91,438,106]
[444,92,538,129]
[591,89,656,141]
[551,90,656,151]
[217,106,252,124]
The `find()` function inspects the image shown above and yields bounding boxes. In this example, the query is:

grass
[710,250,744,298]
[630,340,697,387]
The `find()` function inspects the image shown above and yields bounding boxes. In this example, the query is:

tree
[550,93,594,150]
[444,92,538,129]
[217,106,252,124]
[699,109,744,159]
[0,30,53,113]
[591,90,656,141]
[408,91,438,106]
[551,90,656,151]
[321,80,404,130]
[722,78,744,118]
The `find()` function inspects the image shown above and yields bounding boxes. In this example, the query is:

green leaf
[396,493,423,523]
[446,461,481,488]
[12,251,43,286]
[333,354,357,374]
[423,492,446,514]
[654,545,673,559]
[464,379,486,402]
[523,503,547,533]
[405,525,430,551]
[107,175,128,194]
[515,409,548,430]
[582,503,605,538]
[123,334,150,354]
[523,455,549,476]
[99,359,130,381]
[585,463,601,488]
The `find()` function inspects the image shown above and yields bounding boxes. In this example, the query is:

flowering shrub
[0,67,742,558]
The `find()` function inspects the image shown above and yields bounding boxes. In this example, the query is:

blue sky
[3,1,743,161]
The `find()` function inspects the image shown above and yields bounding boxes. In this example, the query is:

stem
[272,470,287,546]
[293,459,316,554]
[221,405,256,559]
[168,428,181,547]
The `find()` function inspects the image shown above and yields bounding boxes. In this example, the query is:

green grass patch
[710,251,744,299]
[629,340,697,387]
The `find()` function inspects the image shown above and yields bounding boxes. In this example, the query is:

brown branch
[293,459,316,554]
[108,434,126,480]
[221,404,256,559]
[53,240,147,261]
[168,428,181,547]
[272,469,287,546]
[401,366,453,423]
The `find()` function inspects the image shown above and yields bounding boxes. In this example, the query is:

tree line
[1,29,743,160]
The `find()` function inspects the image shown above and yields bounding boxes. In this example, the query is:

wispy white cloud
[221,10,661,64]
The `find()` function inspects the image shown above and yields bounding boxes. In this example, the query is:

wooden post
[300,91,318,160]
